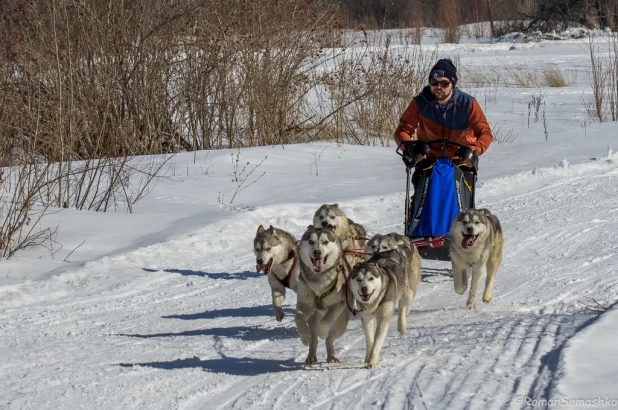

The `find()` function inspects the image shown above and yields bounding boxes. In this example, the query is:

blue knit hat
[429,59,457,87]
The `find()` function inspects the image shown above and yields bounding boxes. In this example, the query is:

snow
[2,31,618,410]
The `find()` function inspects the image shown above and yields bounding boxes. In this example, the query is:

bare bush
[491,123,520,144]
[0,156,56,258]
[583,33,618,122]
[438,0,463,44]
[608,33,618,121]
[582,36,609,122]
[318,35,435,145]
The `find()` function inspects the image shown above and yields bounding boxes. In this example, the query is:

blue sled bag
[410,158,469,238]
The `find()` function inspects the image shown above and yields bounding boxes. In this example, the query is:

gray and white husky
[364,232,422,286]
[450,209,504,310]
[312,203,367,268]
[254,225,300,321]
[349,249,418,368]
[296,225,352,365]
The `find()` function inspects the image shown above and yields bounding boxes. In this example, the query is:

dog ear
[478,208,492,217]
[456,213,466,222]
[333,203,339,208]
[257,225,266,234]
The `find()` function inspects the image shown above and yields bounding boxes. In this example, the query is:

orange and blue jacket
[394,86,493,160]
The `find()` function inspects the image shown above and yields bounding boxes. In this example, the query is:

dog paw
[466,300,477,310]
[274,309,284,322]
[305,355,318,365]
[365,362,377,369]
[454,285,467,295]
[326,355,340,364]
[482,292,492,304]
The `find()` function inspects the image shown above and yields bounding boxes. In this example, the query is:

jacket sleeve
[468,98,493,155]
[394,99,420,149]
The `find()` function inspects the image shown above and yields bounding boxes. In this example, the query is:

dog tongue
[313,258,324,271]
[461,235,475,249]
[256,263,268,274]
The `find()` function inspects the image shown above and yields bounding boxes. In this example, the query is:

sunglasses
[430,79,451,87]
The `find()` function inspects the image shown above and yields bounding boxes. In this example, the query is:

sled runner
[396,139,478,261]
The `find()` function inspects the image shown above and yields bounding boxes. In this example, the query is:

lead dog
[349,249,417,368]
[312,204,367,267]
[295,226,352,365]
[254,225,300,321]
[450,209,504,310]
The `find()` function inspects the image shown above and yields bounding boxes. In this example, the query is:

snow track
[1,157,618,409]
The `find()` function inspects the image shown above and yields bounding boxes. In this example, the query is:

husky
[449,208,504,310]
[349,249,417,368]
[312,203,367,267]
[296,225,352,365]
[254,225,300,321]
[364,232,422,286]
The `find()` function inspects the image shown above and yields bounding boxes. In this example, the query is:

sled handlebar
[395,139,468,158]
[396,139,478,170]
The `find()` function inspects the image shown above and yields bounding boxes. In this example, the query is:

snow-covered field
[2,31,618,410]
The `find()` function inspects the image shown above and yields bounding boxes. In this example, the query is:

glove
[402,153,416,168]
[455,146,479,169]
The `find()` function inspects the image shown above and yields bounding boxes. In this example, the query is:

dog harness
[313,273,340,310]
[272,250,296,289]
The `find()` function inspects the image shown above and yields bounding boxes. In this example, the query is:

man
[394,58,493,168]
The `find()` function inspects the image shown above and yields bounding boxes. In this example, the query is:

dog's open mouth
[461,234,478,249]
[256,258,273,275]
[311,256,327,272]
[359,291,373,302]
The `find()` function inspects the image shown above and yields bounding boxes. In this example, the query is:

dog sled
[396,139,478,261]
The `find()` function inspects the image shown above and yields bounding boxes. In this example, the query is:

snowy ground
[2,32,618,410]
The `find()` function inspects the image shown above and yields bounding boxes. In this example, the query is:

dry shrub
[318,35,435,145]
[437,0,463,44]
[491,123,520,144]
[543,67,568,87]
[471,22,489,39]
[581,35,617,122]
[0,154,56,258]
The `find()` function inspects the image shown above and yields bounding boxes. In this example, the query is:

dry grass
[503,65,541,88]
[543,67,569,87]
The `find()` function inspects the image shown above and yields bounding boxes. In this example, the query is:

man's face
[430,76,453,103]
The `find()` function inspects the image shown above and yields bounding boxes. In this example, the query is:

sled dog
[364,232,422,286]
[349,249,417,368]
[449,208,504,310]
[254,225,300,321]
[312,203,367,267]
[296,225,352,365]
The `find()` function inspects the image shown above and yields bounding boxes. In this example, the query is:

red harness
[272,250,296,289]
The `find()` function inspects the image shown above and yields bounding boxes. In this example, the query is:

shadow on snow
[142,268,261,280]
[167,269,261,280]
[163,305,295,320]
[119,355,301,375]
[117,324,297,341]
